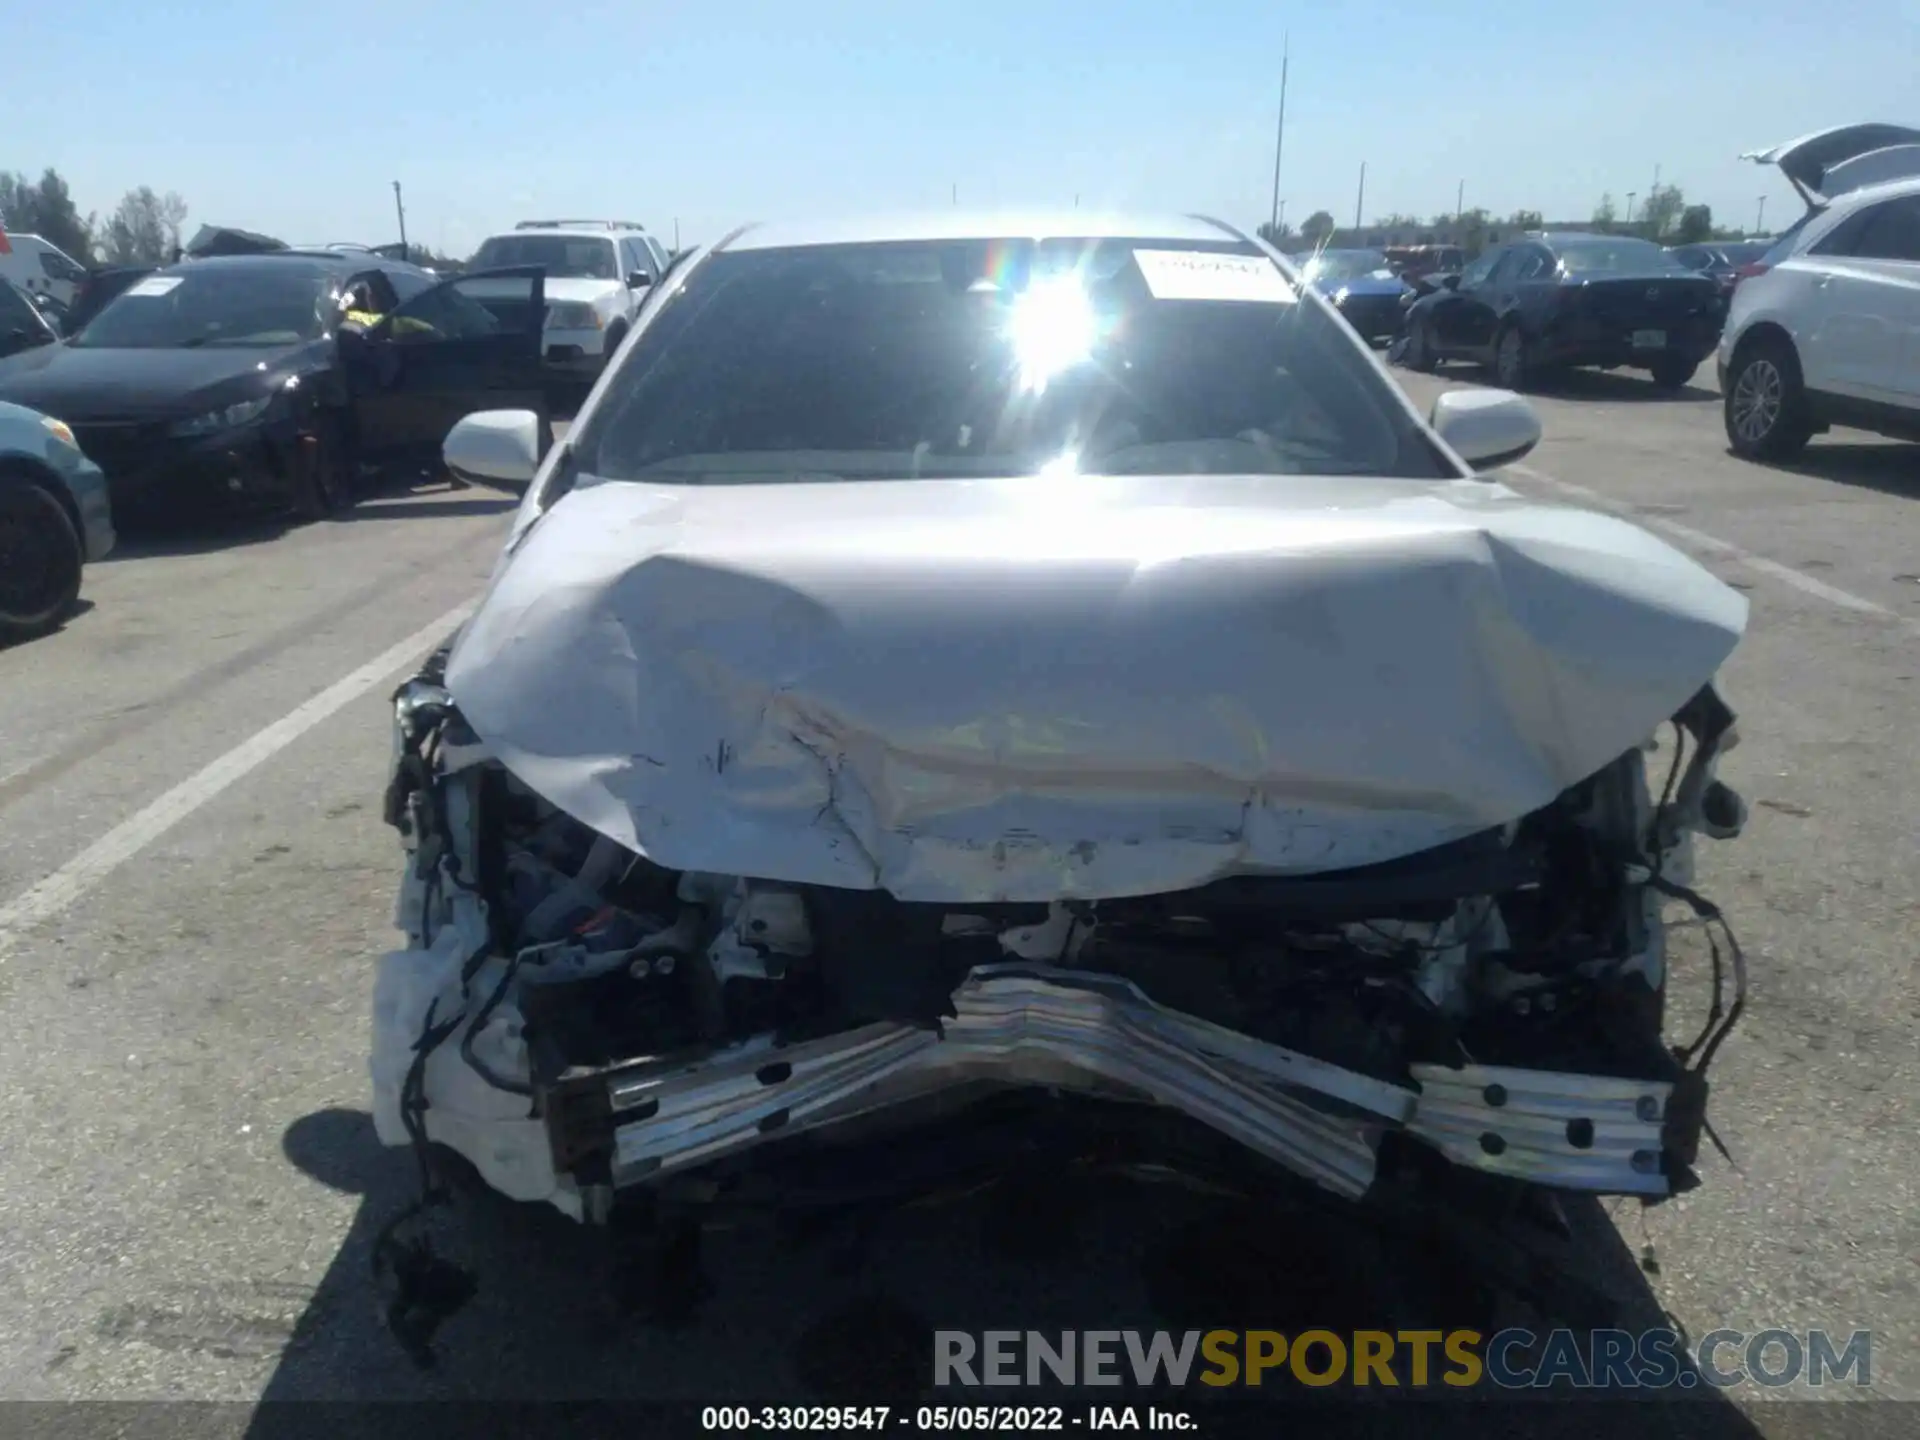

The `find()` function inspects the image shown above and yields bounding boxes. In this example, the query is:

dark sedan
[1397,233,1723,391]
[1667,240,1773,300]
[1295,248,1410,344]
[0,253,550,523]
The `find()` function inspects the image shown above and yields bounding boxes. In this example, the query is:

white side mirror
[1431,388,1542,471]
[444,409,541,485]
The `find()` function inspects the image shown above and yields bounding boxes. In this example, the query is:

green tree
[0,168,97,263]
[1255,220,1294,248]
[1592,193,1618,228]
[1299,210,1336,246]
[1509,208,1544,230]
[1640,183,1685,241]
[1675,204,1713,245]
[1455,207,1491,256]
[102,187,189,264]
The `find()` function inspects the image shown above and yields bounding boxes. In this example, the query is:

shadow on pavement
[98,513,292,562]
[254,1106,1766,1436]
[0,597,93,651]
[340,495,521,522]
[1419,361,1717,406]
[1772,440,1920,501]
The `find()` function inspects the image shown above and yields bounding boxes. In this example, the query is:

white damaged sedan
[373,212,1750,1242]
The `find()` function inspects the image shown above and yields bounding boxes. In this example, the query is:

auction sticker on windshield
[1134,249,1295,304]
[125,275,184,297]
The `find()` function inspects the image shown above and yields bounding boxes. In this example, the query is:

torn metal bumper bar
[598,964,1682,1203]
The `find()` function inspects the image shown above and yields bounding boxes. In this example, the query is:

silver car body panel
[444,473,1746,904]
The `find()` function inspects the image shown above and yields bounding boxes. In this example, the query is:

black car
[0,276,62,361]
[0,253,549,522]
[65,265,159,334]
[1667,240,1773,300]
[1397,232,1723,391]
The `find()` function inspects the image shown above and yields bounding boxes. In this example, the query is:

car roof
[716,209,1249,252]
[159,253,430,279]
[1535,231,1656,247]
[483,228,631,241]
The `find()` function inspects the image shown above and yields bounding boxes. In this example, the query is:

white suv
[1719,123,1920,461]
[469,221,669,377]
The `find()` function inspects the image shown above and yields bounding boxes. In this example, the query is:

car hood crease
[444,473,1748,903]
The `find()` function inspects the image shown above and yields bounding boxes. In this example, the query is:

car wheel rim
[0,510,56,614]
[1731,360,1783,442]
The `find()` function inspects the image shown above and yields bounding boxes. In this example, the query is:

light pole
[1268,33,1290,235]
[1755,195,1767,236]
[1354,162,1366,232]
[1625,191,1637,227]
[391,180,408,262]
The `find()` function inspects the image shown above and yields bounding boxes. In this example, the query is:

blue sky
[9,0,1916,255]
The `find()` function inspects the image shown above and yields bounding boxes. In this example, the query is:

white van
[0,233,88,306]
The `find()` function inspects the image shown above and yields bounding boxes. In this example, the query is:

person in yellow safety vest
[337,280,440,338]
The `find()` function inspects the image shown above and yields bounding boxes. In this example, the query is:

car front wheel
[1724,338,1814,461]
[1492,324,1532,390]
[1649,355,1697,390]
[0,478,84,642]
[1401,316,1437,373]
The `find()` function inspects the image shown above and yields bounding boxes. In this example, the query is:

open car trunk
[1743,122,1920,209]
[369,474,1753,1240]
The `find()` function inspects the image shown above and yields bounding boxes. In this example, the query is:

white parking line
[1509,463,1915,630]
[0,602,473,961]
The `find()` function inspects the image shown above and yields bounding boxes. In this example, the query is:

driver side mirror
[1431,389,1541,472]
[444,409,543,486]
[626,270,653,289]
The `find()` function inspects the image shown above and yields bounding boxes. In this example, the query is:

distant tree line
[0,167,192,265]
[2,166,471,272]
[1259,182,1749,259]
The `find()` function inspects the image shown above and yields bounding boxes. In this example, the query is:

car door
[0,278,57,360]
[340,266,547,463]
[621,238,659,317]
[1431,247,1507,355]
[1799,196,1920,405]
[1490,244,1554,338]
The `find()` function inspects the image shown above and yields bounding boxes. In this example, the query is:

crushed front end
[373,648,1749,1233]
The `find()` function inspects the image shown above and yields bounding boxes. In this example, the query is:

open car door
[340,266,548,469]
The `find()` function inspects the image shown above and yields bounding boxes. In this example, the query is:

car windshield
[1552,238,1687,275]
[70,266,330,348]
[471,234,618,279]
[1301,249,1395,282]
[568,236,1454,486]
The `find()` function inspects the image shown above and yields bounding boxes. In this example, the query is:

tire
[1724,336,1814,461]
[1491,323,1533,390]
[603,320,629,360]
[1649,355,1697,390]
[1401,315,1437,373]
[0,480,84,642]
[291,412,353,521]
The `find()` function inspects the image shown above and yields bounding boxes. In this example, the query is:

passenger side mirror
[444,409,543,486]
[1430,388,1541,472]
[626,270,653,289]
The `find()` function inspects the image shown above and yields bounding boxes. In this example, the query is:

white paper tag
[1133,249,1295,304]
[125,275,184,297]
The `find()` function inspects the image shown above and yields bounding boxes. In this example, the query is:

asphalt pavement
[0,368,1913,1432]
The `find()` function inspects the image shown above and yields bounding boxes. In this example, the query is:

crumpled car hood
[445,473,1747,903]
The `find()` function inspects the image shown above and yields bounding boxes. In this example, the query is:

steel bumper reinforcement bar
[598,964,1680,1200]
